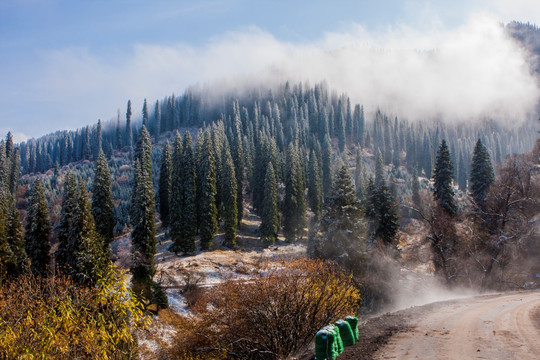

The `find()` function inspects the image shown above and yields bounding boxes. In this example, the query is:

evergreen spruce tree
[283,143,306,241]
[92,119,103,160]
[307,149,323,221]
[169,132,194,254]
[154,100,161,139]
[82,127,92,160]
[260,162,279,245]
[5,199,29,276]
[91,151,115,247]
[169,133,184,252]
[221,140,238,247]
[469,139,495,209]
[116,110,122,148]
[231,114,245,226]
[24,179,51,276]
[321,135,333,199]
[354,148,365,200]
[57,173,108,284]
[75,182,107,285]
[337,105,346,153]
[125,100,133,153]
[179,132,197,250]
[8,147,21,196]
[5,132,13,160]
[251,134,267,214]
[130,126,157,301]
[0,197,15,279]
[142,98,149,129]
[365,177,399,245]
[309,165,368,270]
[433,139,457,216]
[318,107,329,143]
[197,132,218,251]
[364,152,399,245]
[0,141,6,190]
[251,134,279,214]
[158,141,172,227]
[55,172,80,274]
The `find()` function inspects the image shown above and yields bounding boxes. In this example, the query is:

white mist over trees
[9,15,540,142]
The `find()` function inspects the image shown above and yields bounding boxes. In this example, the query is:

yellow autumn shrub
[0,264,149,359]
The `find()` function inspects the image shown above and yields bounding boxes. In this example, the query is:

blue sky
[1,0,539,141]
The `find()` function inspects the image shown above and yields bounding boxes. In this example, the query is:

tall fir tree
[130,126,157,300]
[354,148,365,200]
[169,132,191,253]
[57,173,108,284]
[0,140,6,190]
[92,151,115,247]
[5,199,29,277]
[55,172,80,274]
[221,140,238,248]
[231,113,245,226]
[75,182,107,284]
[5,132,13,160]
[197,132,218,251]
[24,178,51,276]
[366,178,399,246]
[92,119,103,160]
[469,139,495,209]
[337,103,346,153]
[179,132,197,250]
[309,165,368,270]
[125,100,133,154]
[260,162,279,245]
[364,151,399,245]
[158,141,172,228]
[283,143,306,242]
[307,149,323,221]
[8,147,21,196]
[116,110,122,148]
[0,195,14,280]
[142,98,149,129]
[154,100,161,139]
[321,135,333,200]
[433,139,457,216]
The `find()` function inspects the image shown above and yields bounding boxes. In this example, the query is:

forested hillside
[13,81,538,238]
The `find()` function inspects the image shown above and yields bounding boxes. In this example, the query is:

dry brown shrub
[178,268,206,308]
[164,257,360,359]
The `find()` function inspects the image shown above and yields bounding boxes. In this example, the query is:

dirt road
[374,292,540,359]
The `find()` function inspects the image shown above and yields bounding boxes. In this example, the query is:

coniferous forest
[1,20,540,360]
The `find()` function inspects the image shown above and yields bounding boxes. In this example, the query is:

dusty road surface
[374,291,540,360]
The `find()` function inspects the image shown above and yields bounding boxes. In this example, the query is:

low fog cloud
[20,13,540,137]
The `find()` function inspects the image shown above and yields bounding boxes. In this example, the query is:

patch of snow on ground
[165,289,190,316]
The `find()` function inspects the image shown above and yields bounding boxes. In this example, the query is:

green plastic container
[335,319,355,346]
[323,324,343,354]
[345,315,360,341]
[315,329,338,360]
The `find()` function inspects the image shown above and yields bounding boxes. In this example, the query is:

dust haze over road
[316,291,540,360]
[373,292,540,359]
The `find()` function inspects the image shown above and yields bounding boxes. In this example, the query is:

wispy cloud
[3,10,539,139]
